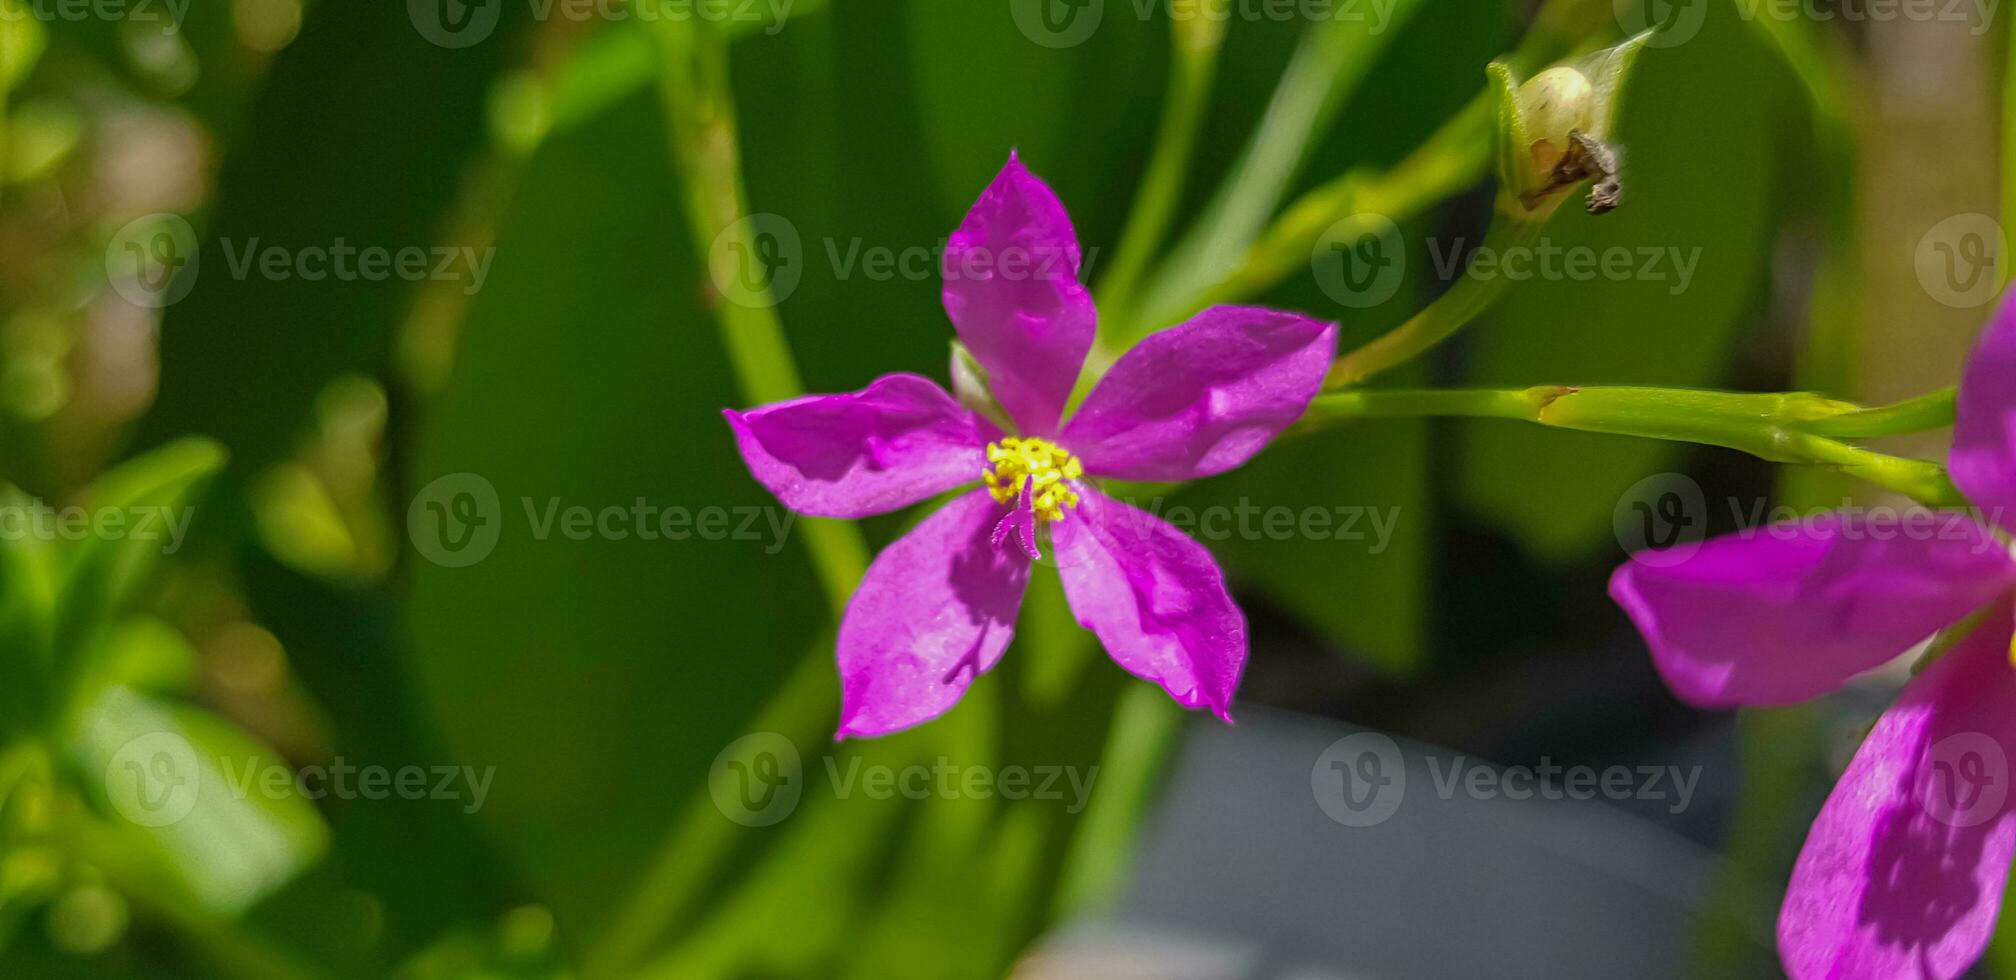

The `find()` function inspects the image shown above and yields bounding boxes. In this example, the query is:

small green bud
[1492,32,1651,222]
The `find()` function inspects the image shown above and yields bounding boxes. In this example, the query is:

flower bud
[1492,32,1650,222]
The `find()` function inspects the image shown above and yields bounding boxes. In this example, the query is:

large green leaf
[136,0,525,479]
[1454,4,1782,561]
[403,86,825,940]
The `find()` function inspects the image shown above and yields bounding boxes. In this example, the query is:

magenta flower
[1610,294,2016,979]
[725,154,1337,739]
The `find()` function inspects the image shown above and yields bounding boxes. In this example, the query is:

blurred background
[0,0,2007,976]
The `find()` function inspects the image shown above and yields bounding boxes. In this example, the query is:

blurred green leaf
[70,687,329,916]
[137,0,524,481]
[52,437,223,691]
[1176,415,1428,674]
[3,99,77,184]
[1455,5,1782,561]
[0,486,56,739]
[0,0,44,93]
[403,86,825,936]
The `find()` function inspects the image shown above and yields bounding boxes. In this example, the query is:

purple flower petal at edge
[1952,290,2016,532]
[1779,605,2016,980]
[1051,488,1245,721]
[1608,513,2016,708]
[836,490,1028,739]
[725,373,995,520]
[1062,307,1338,482]
[941,153,1097,437]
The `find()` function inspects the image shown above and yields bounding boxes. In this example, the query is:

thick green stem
[1302,385,1963,506]
[1325,218,1540,387]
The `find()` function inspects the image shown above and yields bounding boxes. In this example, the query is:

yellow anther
[982,437,1083,523]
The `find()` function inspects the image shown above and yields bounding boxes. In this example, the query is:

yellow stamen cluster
[983,437,1083,523]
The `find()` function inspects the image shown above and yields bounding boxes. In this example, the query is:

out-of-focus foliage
[0,0,1905,976]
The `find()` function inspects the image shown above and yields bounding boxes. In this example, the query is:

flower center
[983,437,1083,524]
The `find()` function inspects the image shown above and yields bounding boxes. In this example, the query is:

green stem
[1792,386,1955,438]
[653,20,867,615]
[1094,12,1224,336]
[1325,218,1540,387]
[1301,385,1963,505]
[582,635,835,979]
[1132,0,1596,330]
[583,23,872,980]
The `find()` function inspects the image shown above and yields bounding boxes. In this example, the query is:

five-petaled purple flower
[726,154,1337,739]
[1611,292,2016,980]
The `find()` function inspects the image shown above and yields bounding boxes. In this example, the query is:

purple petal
[725,373,993,519]
[1952,291,2016,532]
[1779,605,2016,980]
[941,153,1097,436]
[1051,488,1245,719]
[836,490,1028,739]
[1609,513,2016,708]
[1061,306,1338,482]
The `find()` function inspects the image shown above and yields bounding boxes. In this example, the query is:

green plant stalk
[1094,11,1225,335]
[1302,385,1964,506]
[583,22,871,980]
[654,20,867,614]
[1325,217,1541,387]
[1123,0,1427,337]
[583,634,836,980]
[1131,0,1597,331]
